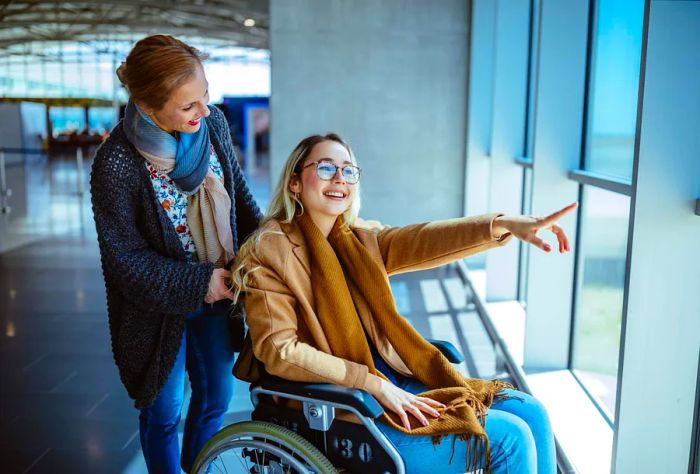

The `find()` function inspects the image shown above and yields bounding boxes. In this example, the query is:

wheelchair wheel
[192,420,337,474]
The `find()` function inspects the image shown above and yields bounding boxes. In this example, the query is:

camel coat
[233,213,512,391]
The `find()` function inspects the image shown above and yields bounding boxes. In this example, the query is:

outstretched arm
[375,213,513,276]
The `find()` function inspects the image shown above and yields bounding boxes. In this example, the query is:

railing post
[0,150,11,215]
[75,147,84,196]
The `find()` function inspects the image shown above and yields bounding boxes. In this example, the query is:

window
[49,107,86,135]
[584,0,645,180]
[569,0,644,421]
[571,187,630,419]
[88,107,116,134]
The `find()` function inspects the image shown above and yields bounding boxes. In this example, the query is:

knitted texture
[90,105,262,408]
[297,213,511,473]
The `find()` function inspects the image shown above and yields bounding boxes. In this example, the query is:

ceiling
[0,0,269,57]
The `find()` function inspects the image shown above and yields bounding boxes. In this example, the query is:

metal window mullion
[514,156,533,168]
[567,169,632,196]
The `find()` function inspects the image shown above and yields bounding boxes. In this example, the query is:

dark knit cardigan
[90,105,262,409]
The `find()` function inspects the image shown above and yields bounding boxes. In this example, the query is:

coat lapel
[280,220,311,276]
[292,246,311,276]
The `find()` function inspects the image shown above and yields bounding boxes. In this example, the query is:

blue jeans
[138,303,235,474]
[377,380,556,474]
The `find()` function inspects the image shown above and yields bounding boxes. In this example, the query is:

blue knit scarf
[123,100,211,193]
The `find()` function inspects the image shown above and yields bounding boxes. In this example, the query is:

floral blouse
[146,144,224,260]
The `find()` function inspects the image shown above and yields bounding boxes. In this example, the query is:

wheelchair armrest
[255,377,385,419]
[427,338,465,364]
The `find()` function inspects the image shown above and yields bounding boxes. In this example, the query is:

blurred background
[0,1,698,473]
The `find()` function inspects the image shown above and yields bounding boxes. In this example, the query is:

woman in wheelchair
[231,133,576,473]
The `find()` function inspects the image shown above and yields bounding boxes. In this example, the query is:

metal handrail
[454,259,577,474]
[0,147,46,155]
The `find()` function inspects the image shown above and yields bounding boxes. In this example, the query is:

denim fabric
[138,303,235,474]
[377,380,556,474]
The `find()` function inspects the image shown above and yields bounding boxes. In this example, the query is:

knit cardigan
[91,105,262,409]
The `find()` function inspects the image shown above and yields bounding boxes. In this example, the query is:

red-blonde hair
[117,35,208,111]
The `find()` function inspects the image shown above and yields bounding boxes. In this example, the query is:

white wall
[270,0,470,225]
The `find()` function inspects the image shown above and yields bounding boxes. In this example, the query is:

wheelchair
[191,339,466,474]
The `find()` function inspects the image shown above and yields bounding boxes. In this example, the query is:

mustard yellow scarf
[297,213,511,472]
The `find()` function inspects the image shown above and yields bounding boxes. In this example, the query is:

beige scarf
[143,151,233,267]
[297,212,512,473]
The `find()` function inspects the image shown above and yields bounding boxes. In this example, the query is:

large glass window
[571,187,630,419]
[569,0,644,421]
[584,0,645,180]
[0,41,270,101]
[50,107,85,134]
[88,107,116,134]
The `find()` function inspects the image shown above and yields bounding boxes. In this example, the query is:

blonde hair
[230,133,361,301]
[116,35,208,111]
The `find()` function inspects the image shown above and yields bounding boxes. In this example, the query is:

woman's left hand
[493,202,578,253]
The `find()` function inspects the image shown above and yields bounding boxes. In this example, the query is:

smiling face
[289,140,358,232]
[139,63,210,134]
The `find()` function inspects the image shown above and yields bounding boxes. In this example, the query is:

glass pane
[0,41,270,101]
[585,0,645,179]
[50,107,86,135]
[88,107,117,134]
[572,186,630,419]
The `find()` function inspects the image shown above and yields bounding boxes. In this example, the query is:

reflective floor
[0,156,501,473]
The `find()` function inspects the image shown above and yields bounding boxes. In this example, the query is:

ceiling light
[244,18,255,27]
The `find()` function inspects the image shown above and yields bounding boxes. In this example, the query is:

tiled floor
[0,156,501,473]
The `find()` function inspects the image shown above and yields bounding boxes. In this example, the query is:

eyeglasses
[302,161,362,184]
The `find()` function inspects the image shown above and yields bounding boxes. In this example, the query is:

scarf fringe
[427,383,511,474]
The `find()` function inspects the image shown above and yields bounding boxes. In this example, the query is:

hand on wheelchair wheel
[368,378,445,431]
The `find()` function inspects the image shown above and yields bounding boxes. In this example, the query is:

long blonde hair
[231,133,361,301]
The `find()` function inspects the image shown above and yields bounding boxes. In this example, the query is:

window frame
[513,0,540,304]
[566,0,646,427]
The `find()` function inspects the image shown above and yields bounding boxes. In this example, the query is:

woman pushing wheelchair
[232,133,577,473]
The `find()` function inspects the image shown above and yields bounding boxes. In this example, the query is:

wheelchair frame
[192,339,465,474]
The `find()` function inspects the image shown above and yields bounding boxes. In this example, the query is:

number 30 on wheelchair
[192,340,465,474]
